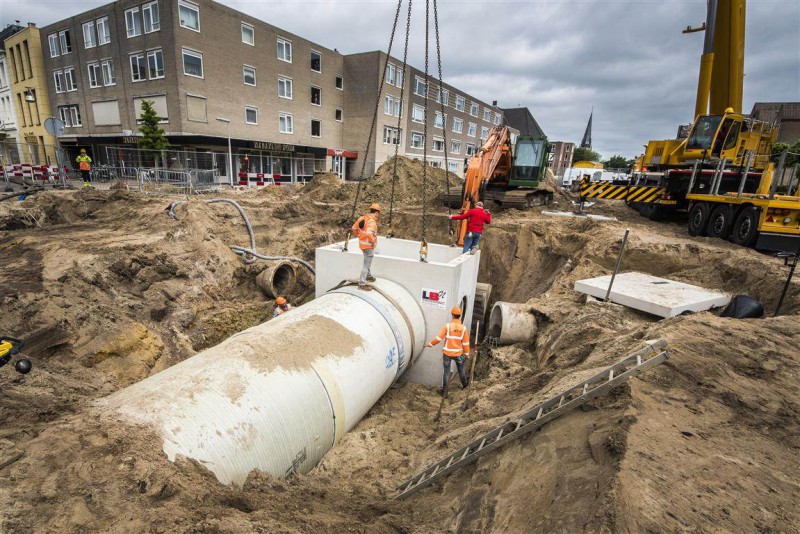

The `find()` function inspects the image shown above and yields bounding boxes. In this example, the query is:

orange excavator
[448,125,553,246]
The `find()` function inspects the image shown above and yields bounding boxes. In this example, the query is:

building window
[412,104,425,123]
[53,70,65,92]
[493,112,501,125]
[414,76,426,97]
[59,30,72,54]
[143,1,160,33]
[182,49,203,78]
[243,65,256,86]
[130,54,146,81]
[470,102,478,117]
[64,68,77,91]
[245,106,258,124]
[480,126,489,140]
[179,1,200,31]
[385,63,396,85]
[311,119,321,137]
[410,132,424,149]
[396,68,404,89]
[279,113,293,134]
[58,104,81,127]
[311,50,321,72]
[384,95,401,117]
[48,33,59,57]
[335,108,342,122]
[429,160,441,168]
[335,74,343,90]
[466,143,476,156]
[436,88,449,106]
[432,137,444,152]
[83,21,96,49]
[87,63,101,88]
[483,107,491,121]
[278,76,293,99]
[277,38,292,62]
[455,95,465,112]
[147,50,164,79]
[451,139,461,154]
[311,86,321,106]
[468,122,477,137]
[125,7,142,37]
[102,59,116,85]
[97,16,111,45]
[434,111,445,129]
[448,161,459,173]
[453,117,463,134]
[383,126,401,145]
[241,23,254,45]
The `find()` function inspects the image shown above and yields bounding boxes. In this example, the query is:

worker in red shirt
[449,201,492,254]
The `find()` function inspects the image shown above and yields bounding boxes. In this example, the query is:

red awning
[326,148,358,158]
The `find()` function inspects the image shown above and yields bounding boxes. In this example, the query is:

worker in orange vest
[351,203,380,290]
[75,148,93,188]
[273,296,291,318]
[426,306,470,394]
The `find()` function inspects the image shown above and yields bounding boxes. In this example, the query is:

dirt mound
[358,156,460,208]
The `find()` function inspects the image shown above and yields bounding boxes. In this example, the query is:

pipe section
[95,278,425,486]
[256,261,297,297]
[488,302,538,345]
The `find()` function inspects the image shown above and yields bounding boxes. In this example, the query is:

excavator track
[442,188,553,210]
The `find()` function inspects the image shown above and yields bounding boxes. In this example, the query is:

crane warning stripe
[580,183,665,203]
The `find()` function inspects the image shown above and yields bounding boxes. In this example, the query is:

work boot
[437,387,445,396]
[469,248,477,255]
[461,382,470,390]
[358,284,373,291]
[366,275,376,282]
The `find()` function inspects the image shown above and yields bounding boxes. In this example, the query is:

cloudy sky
[2,0,798,158]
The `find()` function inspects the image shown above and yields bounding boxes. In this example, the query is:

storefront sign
[123,136,140,144]
[252,141,295,152]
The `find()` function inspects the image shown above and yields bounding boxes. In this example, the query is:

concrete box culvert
[257,261,297,298]
[488,302,538,345]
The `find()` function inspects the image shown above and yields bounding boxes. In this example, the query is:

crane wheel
[730,206,760,247]
[707,205,734,240]
[687,202,711,236]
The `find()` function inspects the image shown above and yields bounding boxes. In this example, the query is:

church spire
[580,108,593,149]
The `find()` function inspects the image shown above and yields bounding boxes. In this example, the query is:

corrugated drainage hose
[166,199,315,275]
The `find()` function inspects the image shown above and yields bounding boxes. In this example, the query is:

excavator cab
[509,136,547,187]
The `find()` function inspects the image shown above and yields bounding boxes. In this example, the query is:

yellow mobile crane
[581,0,799,251]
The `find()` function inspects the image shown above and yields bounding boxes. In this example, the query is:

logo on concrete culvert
[385,347,396,369]
[421,288,447,309]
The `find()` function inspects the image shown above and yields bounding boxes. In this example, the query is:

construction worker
[351,203,380,290]
[273,296,291,317]
[426,306,470,394]
[449,201,492,254]
[75,149,93,188]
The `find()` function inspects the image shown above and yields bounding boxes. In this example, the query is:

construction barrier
[580,181,666,203]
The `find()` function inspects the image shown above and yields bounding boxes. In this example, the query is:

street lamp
[216,117,233,186]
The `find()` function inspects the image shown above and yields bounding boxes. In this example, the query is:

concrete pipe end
[488,302,538,345]
[257,262,297,298]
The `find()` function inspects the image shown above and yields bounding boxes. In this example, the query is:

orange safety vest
[352,214,378,250]
[430,319,470,357]
[76,154,92,171]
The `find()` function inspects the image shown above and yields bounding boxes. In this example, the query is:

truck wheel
[687,202,711,236]
[730,206,760,247]
[707,205,734,239]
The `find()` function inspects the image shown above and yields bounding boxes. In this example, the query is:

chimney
[492,100,498,107]
[27,22,36,27]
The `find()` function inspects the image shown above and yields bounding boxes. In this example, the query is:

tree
[137,100,169,151]
[771,141,800,167]
[603,155,630,170]
[573,147,601,164]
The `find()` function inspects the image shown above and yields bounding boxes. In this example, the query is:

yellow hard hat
[276,296,287,306]
[451,306,462,317]
[724,107,734,114]
[80,148,87,153]
[369,203,382,212]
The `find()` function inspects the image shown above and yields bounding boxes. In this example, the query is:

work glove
[448,215,454,220]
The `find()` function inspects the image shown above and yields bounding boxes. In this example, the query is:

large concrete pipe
[95,278,425,486]
[256,261,297,297]
[488,302,538,345]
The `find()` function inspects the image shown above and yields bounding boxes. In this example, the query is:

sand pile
[358,156,461,207]
[1,183,799,532]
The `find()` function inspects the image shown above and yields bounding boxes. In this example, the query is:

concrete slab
[542,210,617,221]
[316,237,480,386]
[573,272,730,318]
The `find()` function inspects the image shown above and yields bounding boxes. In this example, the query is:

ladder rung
[460,448,470,460]
[445,456,455,468]
[515,420,524,431]
[558,395,564,407]
[404,479,415,492]
[431,465,440,476]
[637,355,642,366]
[582,383,588,395]
[478,438,487,450]
[495,428,504,441]
[536,407,543,419]
[609,369,614,380]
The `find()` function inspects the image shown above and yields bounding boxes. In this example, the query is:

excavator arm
[457,126,513,245]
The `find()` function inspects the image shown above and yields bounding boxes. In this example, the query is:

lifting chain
[344,0,405,251]
[388,0,414,235]
[433,0,454,242]
[420,0,430,263]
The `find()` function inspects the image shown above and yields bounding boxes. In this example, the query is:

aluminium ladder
[396,339,669,499]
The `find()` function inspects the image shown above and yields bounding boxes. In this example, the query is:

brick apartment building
[549,141,575,177]
[750,102,800,145]
[38,0,516,181]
